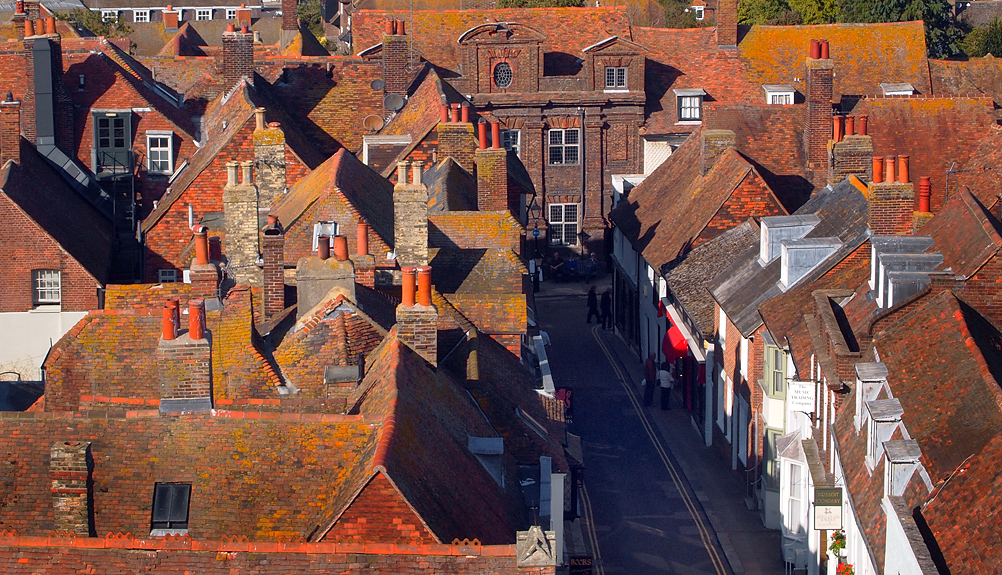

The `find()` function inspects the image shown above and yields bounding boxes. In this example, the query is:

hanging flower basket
[836,563,855,575]
[829,529,846,557]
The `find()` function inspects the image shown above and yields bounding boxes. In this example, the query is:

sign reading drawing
[788,380,816,413]
[814,487,843,530]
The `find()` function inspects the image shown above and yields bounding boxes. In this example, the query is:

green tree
[497,0,582,7]
[837,0,964,58]
[738,0,800,25]
[962,16,1002,57]
[299,0,324,40]
[663,0,701,28]
[59,8,133,38]
[787,0,838,24]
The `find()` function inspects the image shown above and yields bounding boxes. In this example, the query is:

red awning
[663,324,688,362]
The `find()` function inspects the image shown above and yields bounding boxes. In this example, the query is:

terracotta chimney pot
[450,103,461,123]
[226,23,235,32]
[188,299,205,340]
[385,19,394,34]
[162,302,177,340]
[45,16,55,35]
[333,235,349,261]
[397,19,405,35]
[317,236,330,260]
[810,39,820,59]
[401,267,416,306]
[416,266,432,306]
[832,115,843,143]
[884,155,896,183]
[477,120,488,150]
[461,102,470,124]
[440,103,449,123]
[858,115,868,136]
[845,115,855,137]
[820,39,830,59]
[193,225,209,265]
[918,176,931,212]
[24,19,33,37]
[356,219,369,256]
[872,156,884,183]
[491,120,501,150]
[897,155,909,184]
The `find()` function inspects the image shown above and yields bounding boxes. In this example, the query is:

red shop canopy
[663,323,688,362]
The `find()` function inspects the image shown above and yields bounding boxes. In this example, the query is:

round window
[493,62,513,89]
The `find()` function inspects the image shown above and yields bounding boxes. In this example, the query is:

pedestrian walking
[586,285,600,323]
[583,253,600,283]
[600,287,613,330]
[643,353,657,407]
[659,361,674,410]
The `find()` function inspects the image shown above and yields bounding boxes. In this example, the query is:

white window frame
[159,269,179,283]
[785,461,805,535]
[604,66,627,91]
[501,129,520,157]
[133,9,150,22]
[679,95,702,121]
[146,132,174,175]
[311,221,338,252]
[101,10,118,22]
[763,85,795,105]
[548,203,579,246]
[718,307,726,350]
[692,5,704,20]
[548,128,579,165]
[33,269,61,306]
[226,8,237,20]
[724,375,734,442]
[716,372,727,432]
[195,8,212,20]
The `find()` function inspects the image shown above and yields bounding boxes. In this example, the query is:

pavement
[534,276,783,575]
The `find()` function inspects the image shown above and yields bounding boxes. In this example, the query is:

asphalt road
[538,291,732,575]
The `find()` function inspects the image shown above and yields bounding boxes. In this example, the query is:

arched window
[493,62,513,89]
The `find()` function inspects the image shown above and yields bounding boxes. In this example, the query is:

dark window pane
[169,485,190,523]
[152,484,173,522]
[565,147,579,164]
[565,129,579,145]
[549,147,563,164]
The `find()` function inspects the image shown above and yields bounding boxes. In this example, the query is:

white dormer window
[312,221,338,252]
[865,398,902,472]
[880,83,915,96]
[147,131,174,175]
[134,9,150,22]
[674,88,706,123]
[196,9,212,20]
[692,5,704,20]
[605,66,627,91]
[883,440,921,498]
[854,362,888,432]
[763,84,795,105]
[226,8,237,20]
[101,10,118,22]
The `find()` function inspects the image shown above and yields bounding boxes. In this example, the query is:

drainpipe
[578,107,586,256]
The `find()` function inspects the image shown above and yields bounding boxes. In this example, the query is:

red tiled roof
[610,132,787,269]
[352,7,632,72]
[930,58,1002,105]
[922,188,1002,279]
[949,123,1002,207]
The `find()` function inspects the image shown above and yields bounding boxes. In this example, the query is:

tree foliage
[962,16,1002,57]
[299,0,324,40]
[497,0,582,7]
[59,8,133,38]
[836,0,964,58]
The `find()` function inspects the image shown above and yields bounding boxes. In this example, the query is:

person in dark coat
[643,353,657,407]
[586,285,600,323]
[600,287,613,330]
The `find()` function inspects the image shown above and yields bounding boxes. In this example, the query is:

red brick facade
[324,473,438,544]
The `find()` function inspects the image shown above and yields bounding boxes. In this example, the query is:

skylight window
[151,483,191,536]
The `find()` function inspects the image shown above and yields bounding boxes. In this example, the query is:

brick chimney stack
[351,219,376,289]
[396,265,438,365]
[236,2,252,27]
[163,5,179,32]
[700,129,736,176]
[49,441,93,536]
[262,220,285,320]
[868,155,915,235]
[295,235,356,320]
[157,298,213,412]
[282,0,298,30]
[0,93,21,166]
[189,225,220,299]
[222,24,255,90]
[223,160,263,286]
[12,1,25,42]
[382,18,410,97]
[806,39,834,172]
[828,114,873,186]
[393,160,430,267]
[715,0,737,48]
[476,119,509,212]
[436,104,476,173]
[24,0,39,19]
[253,110,287,208]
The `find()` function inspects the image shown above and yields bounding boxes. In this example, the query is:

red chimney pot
[162,302,177,341]
[189,298,205,340]
[810,39,821,59]
[477,120,487,150]
[872,156,884,183]
[450,103,460,123]
[385,19,394,35]
[440,103,449,123]
[24,19,33,37]
[820,39,830,59]
[858,114,868,136]
[401,267,416,307]
[317,236,330,260]
[333,235,349,261]
[832,115,843,143]
[897,155,909,184]
[845,115,855,137]
[461,102,470,124]
[356,219,370,256]
[45,16,55,34]
[491,120,501,150]
[193,225,209,266]
[884,155,896,183]
[918,176,931,212]
[226,23,235,32]
[416,266,432,306]
[397,19,405,35]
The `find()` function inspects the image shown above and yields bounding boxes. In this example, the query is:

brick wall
[437,123,477,174]
[715,0,737,47]
[698,170,785,245]
[805,59,834,170]
[382,32,409,97]
[223,163,263,286]
[396,304,438,365]
[0,194,100,312]
[324,472,437,544]
[955,255,1002,328]
[393,182,430,268]
[295,257,355,320]
[262,229,284,319]
[49,441,92,536]
[222,30,254,90]
[828,135,873,186]
[867,182,914,236]
[0,98,19,165]
[701,130,735,176]
[281,192,392,267]
[157,335,212,399]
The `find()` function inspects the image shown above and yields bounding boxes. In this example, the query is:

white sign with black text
[788,380,815,413]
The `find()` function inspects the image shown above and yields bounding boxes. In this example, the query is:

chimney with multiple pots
[396,265,438,365]
[393,160,430,268]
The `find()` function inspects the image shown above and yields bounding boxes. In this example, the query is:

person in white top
[659,361,675,410]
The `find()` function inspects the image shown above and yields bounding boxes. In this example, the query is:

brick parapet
[396,304,438,365]
[437,123,476,174]
[867,182,915,236]
[222,31,254,90]
[156,334,212,400]
[262,231,285,319]
[351,254,376,288]
[0,98,20,166]
[828,135,873,186]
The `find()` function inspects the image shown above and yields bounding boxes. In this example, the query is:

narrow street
[536,283,782,574]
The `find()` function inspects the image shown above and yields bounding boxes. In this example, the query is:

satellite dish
[362,114,385,131]
[370,79,385,91]
[383,93,405,112]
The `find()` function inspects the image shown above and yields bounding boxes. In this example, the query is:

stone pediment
[581,35,647,54]
[458,22,546,46]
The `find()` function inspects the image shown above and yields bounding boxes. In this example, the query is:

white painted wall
[882,497,924,575]
[0,309,87,380]
[613,227,639,285]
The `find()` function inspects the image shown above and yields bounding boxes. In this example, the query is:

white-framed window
[311,221,338,252]
[718,307,726,350]
[693,5,704,20]
[724,375,734,442]
[716,372,727,432]
[763,428,782,490]
[159,269,179,283]
[101,10,118,22]
[32,270,61,305]
[548,128,579,165]
[739,336,749,380]
[679,95,702,121]
[785,462,804,534]
[604,66,627,90]
[763,85,795,105]
[133,9,150,22]
[226,8,237,20]
[767,345,786,398]
[196,9,212,20]
[769,93,792,105]
[501,129,520,157]
[147,132,173,174]
[548,203,579,246]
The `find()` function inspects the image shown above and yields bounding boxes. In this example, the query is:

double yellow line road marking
[583,324,729,575]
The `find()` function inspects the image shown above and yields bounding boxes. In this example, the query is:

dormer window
[493,62,513,89]
[691,5,705,20]
[312,221,338,252]
[605,67,627,91]
[134,9,150,22]
[101,10,118,22]
[673,88,705,123]
[865,398,902,472]
[880,83,915,96]
[763,84,795,105]
[196,8,212,20]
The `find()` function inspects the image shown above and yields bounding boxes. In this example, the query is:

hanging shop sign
[814,487,843,530]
